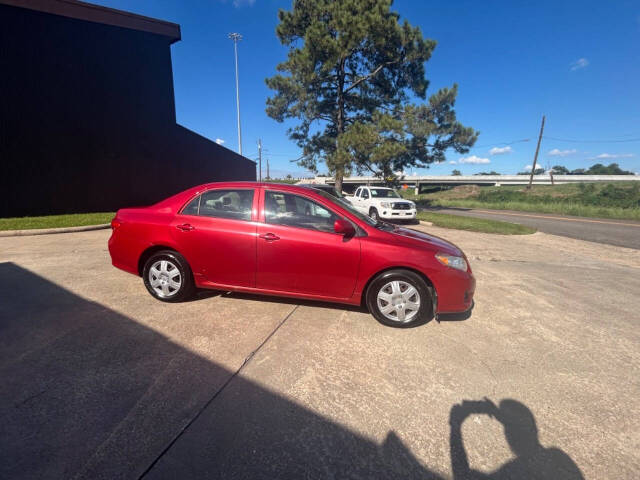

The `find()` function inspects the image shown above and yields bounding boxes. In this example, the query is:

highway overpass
[315,174,639,193]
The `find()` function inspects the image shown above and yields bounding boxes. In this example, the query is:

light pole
[228,32,243,156]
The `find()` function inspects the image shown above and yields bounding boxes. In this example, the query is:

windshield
[370,188,400,198]
[312,188,377,227]
[319,186,344,198]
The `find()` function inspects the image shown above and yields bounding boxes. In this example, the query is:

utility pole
[528,115,545,190]
[266,157,270,180]
[257,139,262,182]
[228,33,243,156]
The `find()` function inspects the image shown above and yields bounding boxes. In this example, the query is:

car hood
[389,226,463,256]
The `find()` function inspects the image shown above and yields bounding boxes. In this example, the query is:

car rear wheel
[366,269,433,328]
[143,250,194,302]
[369,207,379,222]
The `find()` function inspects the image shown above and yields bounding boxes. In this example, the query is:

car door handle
[176,223,195,231]
[259,232,280,241]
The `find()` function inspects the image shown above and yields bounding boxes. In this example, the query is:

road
[424,207,640,249]
[1,228,639,479]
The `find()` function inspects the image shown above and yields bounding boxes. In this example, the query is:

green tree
[585,163,633,175]
[551,165,570,174]
[452,169,462,176]
[266,0,477,192]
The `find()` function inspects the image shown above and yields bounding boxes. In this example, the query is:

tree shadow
[449,398,584,480]
[0,262,440,479]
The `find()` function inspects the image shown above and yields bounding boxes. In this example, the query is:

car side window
[265,191,338,233]
[355,187,361,197]
[362,189,370,199]
[182,195,201,215]
[182,189,254,221]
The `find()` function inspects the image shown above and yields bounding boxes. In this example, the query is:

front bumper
[435,270,475,314]
[379,208,417,220]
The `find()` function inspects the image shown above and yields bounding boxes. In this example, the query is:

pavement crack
[137,304,300,479]
[14,389,47,408]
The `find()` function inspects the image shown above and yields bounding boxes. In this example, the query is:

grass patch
[403,182,640,220]
[417,211,536,235]
[0,212,115,231]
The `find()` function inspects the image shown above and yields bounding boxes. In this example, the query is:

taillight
[111,218,121,230]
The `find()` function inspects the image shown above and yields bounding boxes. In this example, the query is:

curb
[419,220,434,226]
[0,224,110,237]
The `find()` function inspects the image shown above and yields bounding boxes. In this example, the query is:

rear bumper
[108,230,140,276]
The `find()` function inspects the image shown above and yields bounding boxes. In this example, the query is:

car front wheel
[369,207,380,222]
[366,269,433,328]
[143,250,194,302]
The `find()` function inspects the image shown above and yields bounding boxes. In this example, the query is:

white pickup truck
[350,186,416,222]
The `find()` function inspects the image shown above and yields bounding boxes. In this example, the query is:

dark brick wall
[0,4,255,217]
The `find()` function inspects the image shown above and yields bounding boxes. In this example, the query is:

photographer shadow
[449,398,583,480]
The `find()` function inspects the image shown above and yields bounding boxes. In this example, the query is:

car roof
[298,183,334,188]
[189,181,332,195]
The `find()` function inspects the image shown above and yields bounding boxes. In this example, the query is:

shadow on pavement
[0,262,581,479]
[449,398,584,480]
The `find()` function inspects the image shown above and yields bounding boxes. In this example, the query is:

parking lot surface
[1,227,639,479]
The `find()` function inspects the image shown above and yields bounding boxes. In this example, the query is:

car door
[172,188,257,287]
[359,188,371,214]
[352,187,364,213]
[256,189,361,299]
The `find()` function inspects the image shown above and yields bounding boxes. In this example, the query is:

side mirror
[334,218,355,236]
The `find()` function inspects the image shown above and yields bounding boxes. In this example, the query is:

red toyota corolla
[108,182,474,327]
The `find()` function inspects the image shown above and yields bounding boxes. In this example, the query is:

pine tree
[266,0,478,191]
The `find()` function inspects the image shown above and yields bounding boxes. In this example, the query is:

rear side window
[265,191,337,233]
[362,189,370,199]
[182,196,201,215]
[182,189,254,221]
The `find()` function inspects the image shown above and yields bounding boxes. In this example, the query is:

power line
[543,136,640,143]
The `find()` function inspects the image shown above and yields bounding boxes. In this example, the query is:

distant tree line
[516,163,634,175]
[449,163,635,176]
[546,163,634,175]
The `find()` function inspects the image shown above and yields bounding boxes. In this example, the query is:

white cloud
[449,160,457,164]
[458,155,490,164]
[594,153,634,159]
[570,58,589,71]
[524,164,546,172]
[489,146,513,155]
[548,148,577,157]
[215,138,225,145]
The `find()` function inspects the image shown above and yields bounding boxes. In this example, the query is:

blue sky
[93,0,640,177]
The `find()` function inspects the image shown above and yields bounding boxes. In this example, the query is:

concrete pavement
[424,207,640,249]
[1,228,639,479]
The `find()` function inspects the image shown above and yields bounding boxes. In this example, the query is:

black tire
[365,269,433,328]
[142,250,195,302]
[369,207,380,222]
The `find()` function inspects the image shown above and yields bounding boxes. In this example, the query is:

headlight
[435,253,468,271]
[380,202,392,208]
[409,201,416,208]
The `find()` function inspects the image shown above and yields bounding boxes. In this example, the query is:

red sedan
[108,182,475,327]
